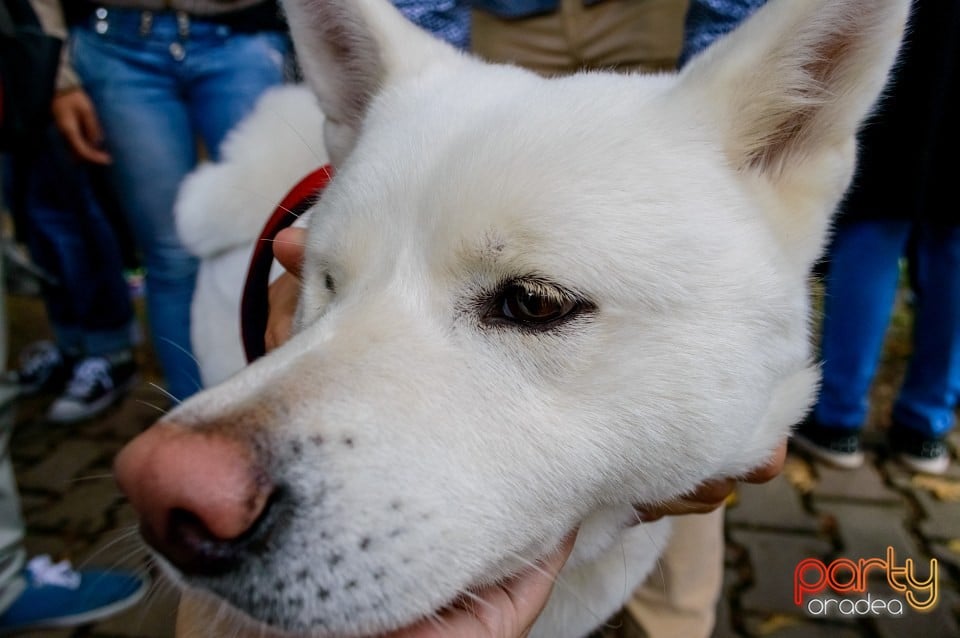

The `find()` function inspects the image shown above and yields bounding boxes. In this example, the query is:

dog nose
[114,422,275,575]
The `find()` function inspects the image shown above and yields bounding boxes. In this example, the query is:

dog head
[116,0,908,635]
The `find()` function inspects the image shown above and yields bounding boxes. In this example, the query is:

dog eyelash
[482,278,592,330]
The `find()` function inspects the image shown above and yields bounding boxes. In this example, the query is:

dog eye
[324,273,336,293]
[494,282,578,326]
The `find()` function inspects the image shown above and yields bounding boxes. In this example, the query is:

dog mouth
[177,553,540,638]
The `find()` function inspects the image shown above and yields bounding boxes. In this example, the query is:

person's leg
[572,0,689,73]
[795,219,911,468]
[814,220,912,428]
[888,223,960,472]
[0,253,27,614]
[183,27,289,161]
[625,509,724,638]
[470,5,579,76]
[70,18,201,400]
[25,127,133,359]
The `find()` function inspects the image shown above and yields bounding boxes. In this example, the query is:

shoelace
[20,344,61,378]
[66,358,114,397]
[26,555,81,590]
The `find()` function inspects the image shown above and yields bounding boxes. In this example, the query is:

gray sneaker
[47,352,138,423]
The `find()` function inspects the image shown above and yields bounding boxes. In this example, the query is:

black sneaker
[46,352,138,424]
[12,341,71,395]
[791,417,865,469]
[889,424,950,475]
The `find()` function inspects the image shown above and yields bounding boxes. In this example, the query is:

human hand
[384,532,577,638]
[51,88,111,164]
[633,441,787,522]
[265,227,306,352]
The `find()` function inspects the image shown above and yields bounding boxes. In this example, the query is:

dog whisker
[259,237,307,248]
[149,381,183,405]
[135,398,170,416]
[75,525,142,569]
[233,186,302,219]
[156,338,204,392]
[65,472,115,483]
[503,548,607,627]
[270,110,326,166]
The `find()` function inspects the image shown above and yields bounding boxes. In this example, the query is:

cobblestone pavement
[5,293,959,638]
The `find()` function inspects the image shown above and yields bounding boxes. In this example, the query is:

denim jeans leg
[71,26,201,399]
[814,219,912,429]
[184,31,289,160]
[892,224,960,438]
[24,126,134,359]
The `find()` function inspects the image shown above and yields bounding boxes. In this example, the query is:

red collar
[241,165,334,362]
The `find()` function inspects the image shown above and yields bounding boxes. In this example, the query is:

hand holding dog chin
[633,441,788,522]
[385,532,577,638]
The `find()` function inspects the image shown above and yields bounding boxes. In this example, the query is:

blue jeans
[815,220,960,438]
[24,126,133,357]
[70,8,288,400]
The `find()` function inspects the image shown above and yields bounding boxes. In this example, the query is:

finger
[744,441,787,483]
[633,478,736,523]
[273,227,307,279]
[385,531,578,638]
[78,104,112,164]
[58,119,109,165]
[265,272,301,351]
[505,531,577,637]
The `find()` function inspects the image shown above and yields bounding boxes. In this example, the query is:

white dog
[116,0,908,636]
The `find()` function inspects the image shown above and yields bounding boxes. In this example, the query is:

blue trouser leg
[24,126,133,358]
[892,224,960,438]
[70,12,287,400]
[814,220,912,429]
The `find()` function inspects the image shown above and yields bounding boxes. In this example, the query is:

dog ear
[680,0,909,178]
[281,0,459,165]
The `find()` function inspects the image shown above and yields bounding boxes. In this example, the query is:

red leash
[241,165,334,363]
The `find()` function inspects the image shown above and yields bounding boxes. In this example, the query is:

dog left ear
[281,0,460,165]
[679,0,909,178]
[674,0,909,269]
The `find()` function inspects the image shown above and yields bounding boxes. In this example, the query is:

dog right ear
[281,0,460,166]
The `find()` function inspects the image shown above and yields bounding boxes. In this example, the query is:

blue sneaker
[0,555,149,634]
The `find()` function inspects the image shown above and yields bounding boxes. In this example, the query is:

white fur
[164,0,909,635]
[175,85,328,386]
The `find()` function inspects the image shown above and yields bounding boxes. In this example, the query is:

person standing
[51,0,291,401]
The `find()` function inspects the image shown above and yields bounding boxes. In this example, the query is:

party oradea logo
[794,547,938,617]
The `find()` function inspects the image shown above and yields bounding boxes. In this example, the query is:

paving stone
[727,475,820,533]
[914,490,960,541]
[21,533,71,562]
[813,502,920,566]
[730,530,832,616]
[80,526,150,572]
[28,480,124,536]
[16,439,106,494]
[15,628,73,638]
[930,542,960,573]
[812,460,903,504]
[871,587,960,638]
[742,614,863,637]
[711,569,741,638]
[90,573,179,638]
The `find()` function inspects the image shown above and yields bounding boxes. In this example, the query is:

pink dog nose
[114,422,275,575]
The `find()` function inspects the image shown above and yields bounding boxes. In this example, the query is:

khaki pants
[471,0,689,75]
[627,508,724,638]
